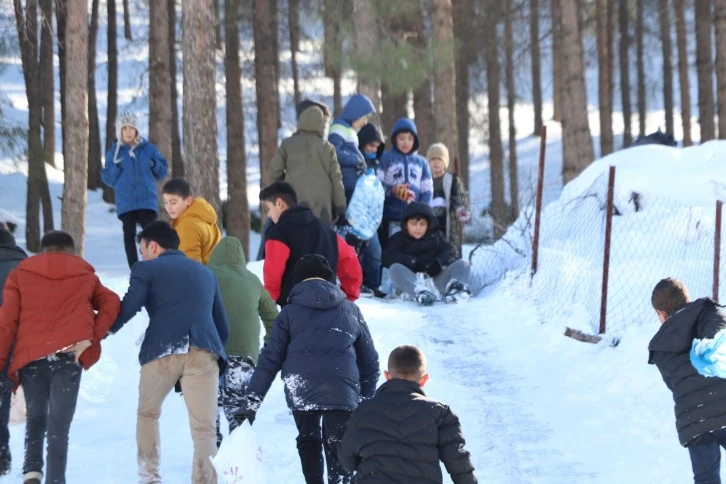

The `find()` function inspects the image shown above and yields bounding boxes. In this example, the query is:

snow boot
[443,279,471,304]
[23,471,42,484]
[415,290,436,307]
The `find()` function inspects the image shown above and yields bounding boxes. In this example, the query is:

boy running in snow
[0,231,120,484]
[339,345,477,484]
[426,143,470,258]
[259,181,362,306]
[0,228,26,476]
[162,177,222,264]
[206,236,279,438]
[236,254,380,484]
[101,111,169,269]
[649,278,726,483]
[377,117,433,249]
[382,202,472,306]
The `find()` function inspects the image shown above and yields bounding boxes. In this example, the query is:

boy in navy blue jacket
[236,254,380,484]
[101,112,168,269]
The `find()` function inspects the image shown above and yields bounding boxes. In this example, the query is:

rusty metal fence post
[715,200,723,302]
[599,166,616,334]
[531,126,547,278]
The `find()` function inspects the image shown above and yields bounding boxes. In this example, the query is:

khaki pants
[137,347,219,484]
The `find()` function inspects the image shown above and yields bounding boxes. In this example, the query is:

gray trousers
[389,259,471,299]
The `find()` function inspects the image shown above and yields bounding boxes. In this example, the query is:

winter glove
[235,394,262,426]
[457,207,471,222]
[391,184,410,202]
[355,159,367,176]
[345,233,365,255]
[413,258,429,273]
[425,260,443,277]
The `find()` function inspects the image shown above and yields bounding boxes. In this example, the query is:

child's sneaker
[359,285,375,298]
[415,290,436,307]
[443,280,471,304]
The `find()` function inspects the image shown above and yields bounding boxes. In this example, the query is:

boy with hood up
[101,111,169,269]
[377,118,433,249]
[328,94,377,202]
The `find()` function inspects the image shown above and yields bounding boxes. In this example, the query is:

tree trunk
[431,0,459,170]
[552,0,563,122]
[182,0,220,209]
[636,0,646,137]
[596,0,613,156]
[659,0,674,136]
[40,0,54,168]
[169,0,183,177]
[56,0,66,159]
[696,0,716,141]
[715,0,726,138]
[225,0,250,258]
[122,0,131,40]
[411,3,433,153]
[452,0,471,187]
[619,0,632,147]
[150,0,173,216]
[324,0,343,116]
[505,0,518,220]
[271,0,280,123]
[353,0,380,109]
[289,0,301,108]
[530,0,543,135]
[674,0,692,146]
[484,5,506,239]
[380,83,408,140]
[559,0,594,183]
[62,0,89,255]
[254,0,279,196]
[87,0,102,190]
[17,0,54,252]
[104,0,117,203]
[215,0,222,50]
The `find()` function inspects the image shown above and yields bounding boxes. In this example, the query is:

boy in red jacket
[0,231,120,484]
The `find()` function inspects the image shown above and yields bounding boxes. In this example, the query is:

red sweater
[0,253,120,385]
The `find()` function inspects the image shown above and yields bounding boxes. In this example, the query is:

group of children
[0,104,479,484]
[272,94,474,306]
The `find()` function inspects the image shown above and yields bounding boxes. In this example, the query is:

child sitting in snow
[339,345,477,483]
[235,254,380,484]
[426,142,470,258]
[382,202,472,306]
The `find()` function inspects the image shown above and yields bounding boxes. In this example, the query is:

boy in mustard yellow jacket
[162,178,222,264]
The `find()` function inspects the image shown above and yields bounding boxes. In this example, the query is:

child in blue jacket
[101,112,168,269]
[377,117,433,248]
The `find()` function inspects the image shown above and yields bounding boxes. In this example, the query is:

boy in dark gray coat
[339,345,477,484]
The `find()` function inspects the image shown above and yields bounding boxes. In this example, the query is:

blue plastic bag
[346,168,385,241]
[691,328,726,378]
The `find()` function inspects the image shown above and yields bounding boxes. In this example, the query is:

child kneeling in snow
[382,202,472,306]
[235,254,380,484]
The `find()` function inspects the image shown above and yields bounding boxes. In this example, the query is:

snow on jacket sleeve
[101,143,122,187]
[353,308,380,399]
[381,233,416,269]
[110,265,150,335]
[336,234,362,301]
[0,271,21,371]
[269,144,287,182]
[212,283,230,346]
[437,405,478,484]
[338,409,363,472]
[147,143,169,180]
[263,239,291,304]
[257,285,279,345]
[246,310,291,401]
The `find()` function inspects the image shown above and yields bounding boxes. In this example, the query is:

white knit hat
[112,111,142,163]
[426,143,450,169]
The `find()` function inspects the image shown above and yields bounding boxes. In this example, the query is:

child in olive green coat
[207,237,279,436]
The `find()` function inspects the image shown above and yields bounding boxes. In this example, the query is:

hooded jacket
[263,205,362,306]
[110,249,229,372]
[649,298,726,446]
[377,118,433,220]
[0,253,121,385]
[0,244,27,306]
[171,197,222,264]
[246,278,380,411]
[339,378,477,484]
[269,106,347,224]
[329,95,376,197]
[102,123,168,217]
[381,202,457,271]
[357,123,386,164]
[207,237,278,363]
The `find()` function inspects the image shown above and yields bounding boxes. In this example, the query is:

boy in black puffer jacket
[236,254,380,484]
[382,202,472,306]
[339,345,477,484]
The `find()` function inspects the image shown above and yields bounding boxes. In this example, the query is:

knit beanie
[293,254,335,284]
[426,143,450,170]
[296,99,331,119]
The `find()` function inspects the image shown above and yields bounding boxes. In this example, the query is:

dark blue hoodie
[246,278,380,411]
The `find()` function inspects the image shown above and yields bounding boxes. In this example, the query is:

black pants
[688,427,726,483]
[119,209,157,269]
[19,354,82,484]
[292,410,353,484]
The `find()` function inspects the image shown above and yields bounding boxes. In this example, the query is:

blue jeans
[361,233,382,289]
[688,428,726,483]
